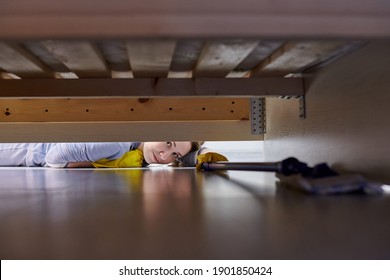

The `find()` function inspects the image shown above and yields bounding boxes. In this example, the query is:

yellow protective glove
[196,152,228,171]
[92,149,144,168]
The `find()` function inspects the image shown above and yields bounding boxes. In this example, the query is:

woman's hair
[171,141,204,167]
[190,141,204,152]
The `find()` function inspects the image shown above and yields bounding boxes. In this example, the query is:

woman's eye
[172,152,178,158]
[166,142,172,147]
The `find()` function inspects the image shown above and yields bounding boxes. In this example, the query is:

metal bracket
[299,95,306,119]
[278,95,306,119]
[250,97,266,135]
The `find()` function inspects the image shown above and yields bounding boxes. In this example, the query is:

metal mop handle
[201,157,311,176]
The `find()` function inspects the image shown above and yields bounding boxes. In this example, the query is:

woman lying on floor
[0,142,227,170]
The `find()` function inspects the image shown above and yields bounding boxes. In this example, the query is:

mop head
[276,159,384,195]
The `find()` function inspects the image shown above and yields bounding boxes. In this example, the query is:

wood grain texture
[22,41,70,72]
[194,40,259,77]
[251,41,350,77]
[0,98,249,122]
[0,120,263,142]
[0,42,53,78]
[41,40,110,78]
[169,40,203,72]
[127,40,176,77]
[235,40,284,71]
[97,41,130,71]
[0,167,389,259]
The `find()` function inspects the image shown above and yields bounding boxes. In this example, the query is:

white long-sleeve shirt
[0,143,139,167]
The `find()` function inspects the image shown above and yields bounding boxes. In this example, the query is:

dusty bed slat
[22,41,70,73]
[0,42,53,78]
[251,40,350,77]
[169,40,204,72]
[41,40,110,78]
[97,41,130,72]
[194,40,259,77]
[127,40,176,78]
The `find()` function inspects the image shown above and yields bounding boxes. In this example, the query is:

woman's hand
[196,152,228,171]
[92,149,144,168]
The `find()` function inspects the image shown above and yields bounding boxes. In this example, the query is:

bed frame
[0,0,389,142]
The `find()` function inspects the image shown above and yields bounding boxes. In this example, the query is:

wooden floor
[0,167,389,259]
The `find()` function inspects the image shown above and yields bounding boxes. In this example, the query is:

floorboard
[0,167,389,259]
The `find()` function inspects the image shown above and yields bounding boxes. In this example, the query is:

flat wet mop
[201,157,384,195]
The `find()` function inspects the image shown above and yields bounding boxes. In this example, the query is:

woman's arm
[45,142,131,168]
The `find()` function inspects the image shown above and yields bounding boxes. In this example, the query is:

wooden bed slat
[97,41,130,72]
[194,40,259,77]
[234,40,284,71]
[41,40,110,78]
[127,40,176,78]
[22,41,70,73]
[169,40,204,72]
[0,42,53,78]
[251,40,350,77]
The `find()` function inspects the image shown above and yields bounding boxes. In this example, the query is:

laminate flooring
[0,167,389,259]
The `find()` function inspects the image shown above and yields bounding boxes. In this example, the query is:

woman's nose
[159,151,169,160]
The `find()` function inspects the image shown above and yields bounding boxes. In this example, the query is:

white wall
[203,141,264,162]
[263,41,390,183]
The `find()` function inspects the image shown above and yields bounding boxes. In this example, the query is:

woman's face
[142,142,192,164]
